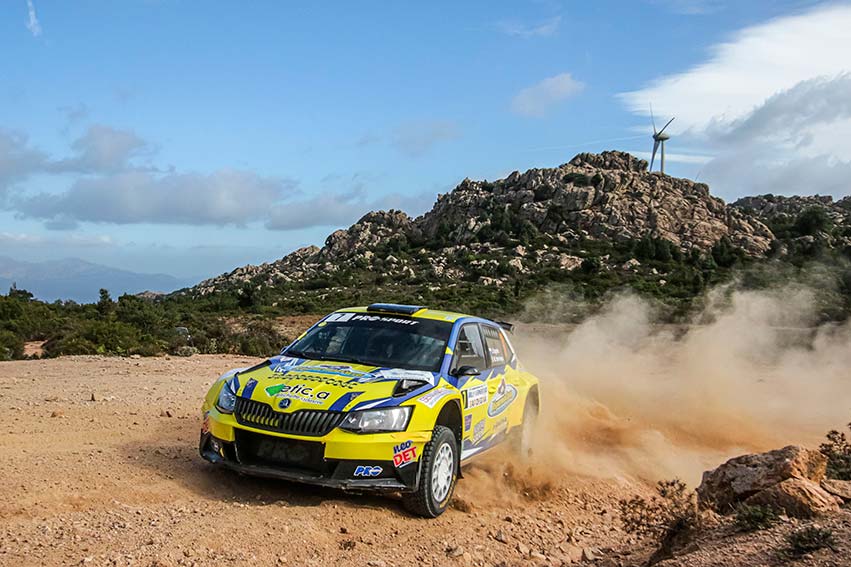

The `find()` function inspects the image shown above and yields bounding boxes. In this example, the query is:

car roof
[333,305,472,323]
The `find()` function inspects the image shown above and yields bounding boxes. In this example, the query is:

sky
[2,0,850,282]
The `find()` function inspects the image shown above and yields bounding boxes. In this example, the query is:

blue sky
[2,0,849,281]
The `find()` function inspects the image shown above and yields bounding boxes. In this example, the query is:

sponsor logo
[353,465,383,477]
[393,440,417,467]
[278,398,291,409]
[355,465,384,476]
[374,368,435,385]
[464,384,488,409]
[487,378,517,417]
[265,383,332,406]
[417,387,454,409]
[464,414,472,431]
[266,373,357,390]
[472,420,485,444]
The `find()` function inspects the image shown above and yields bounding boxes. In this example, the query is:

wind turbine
[650,106,675,174]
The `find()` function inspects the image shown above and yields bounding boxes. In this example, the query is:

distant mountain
[0,256,191,303]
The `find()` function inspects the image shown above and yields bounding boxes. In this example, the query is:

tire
[402,425,458,518]
[512,393,538,461]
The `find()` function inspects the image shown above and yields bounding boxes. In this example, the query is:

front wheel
[402,425,458,518]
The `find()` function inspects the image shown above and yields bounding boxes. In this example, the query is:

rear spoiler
[496,321,514,333]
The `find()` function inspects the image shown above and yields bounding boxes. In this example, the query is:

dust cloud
[513,286,851,485]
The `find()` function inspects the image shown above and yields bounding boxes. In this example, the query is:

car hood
[231,355,440,413]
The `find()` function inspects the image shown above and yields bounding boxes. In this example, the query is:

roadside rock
[821,479,851,501]
[697,446,828,512]
[745,478,841,518]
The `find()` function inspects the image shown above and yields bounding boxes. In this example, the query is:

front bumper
[199,409,428,492]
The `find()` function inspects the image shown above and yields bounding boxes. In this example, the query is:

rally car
[199,303,540,517]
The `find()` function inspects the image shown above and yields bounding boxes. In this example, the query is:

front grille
[234,430,327,473]
[234,397,344,437]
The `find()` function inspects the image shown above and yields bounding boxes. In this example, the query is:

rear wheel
[402,425,458,518]
[512,393,538,460]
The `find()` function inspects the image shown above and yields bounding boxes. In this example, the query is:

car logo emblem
[278,398,291,409]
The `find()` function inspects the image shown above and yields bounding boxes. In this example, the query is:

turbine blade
[659,116,675,135]
[650,104,657,133]
[650,140,659,171]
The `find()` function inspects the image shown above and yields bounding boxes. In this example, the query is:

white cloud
[26,0,41,37]
[511,73,585,117]
[266,187,436,231]
[392,120,461,157]
[619,4,851,199]
[15,169,297,227]
[54,125,152,173]
[0,129,49,200]
[632,150,713,165]
[497,16,561,38]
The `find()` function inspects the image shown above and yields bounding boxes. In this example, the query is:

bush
[734,504,778,532]
[0,330,24,360]
[794,207,832,236]
[820,422,851,480]
[785,527,837,557]
[619,479,696,539]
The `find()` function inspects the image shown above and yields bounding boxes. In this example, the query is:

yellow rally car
[199,303,540,517]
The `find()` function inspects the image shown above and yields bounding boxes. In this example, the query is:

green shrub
[734,504,778,532]
[794,207,833,236]
[0,330,24,360]
[820,422,851,480]
[785,527,836,557]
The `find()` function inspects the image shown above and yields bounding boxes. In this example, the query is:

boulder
[744,478,841,518]
[821,479,851,501]
[697,445,827,512]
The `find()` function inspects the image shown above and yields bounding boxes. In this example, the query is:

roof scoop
[367,303,426,316]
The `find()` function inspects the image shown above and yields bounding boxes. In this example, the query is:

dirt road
[0,355,643,567]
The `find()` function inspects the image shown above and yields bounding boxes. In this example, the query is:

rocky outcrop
[187,151,778,295]
[697,446,841,518]
[732,194,851,226]
[745,478,841,518]
[821,479,851,502]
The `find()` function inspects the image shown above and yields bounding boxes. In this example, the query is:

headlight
[339,407,412,433]
[216,378,237,414]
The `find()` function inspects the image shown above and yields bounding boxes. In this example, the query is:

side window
[452,324,487,372]
[481,325,508,367]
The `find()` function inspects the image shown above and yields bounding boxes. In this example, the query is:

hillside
[187,151,776,304]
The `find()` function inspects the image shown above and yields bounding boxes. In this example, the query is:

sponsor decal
[374,368,435,385]
[267,373,358,390]
[487,378,517,417]
[351,314,419,326]
[472,420,485,444]
[353,465,383,477]
[488,347,505,365]
[393,440,417,467]
[464,384,488,409]
[464,414,472,431]
[265,383,332,406]
[417,387,454,409]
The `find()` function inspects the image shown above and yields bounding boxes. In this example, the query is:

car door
[451,324,490,458]
[479,324,519,437]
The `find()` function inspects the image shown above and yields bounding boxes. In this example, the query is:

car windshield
[285,312,452,372]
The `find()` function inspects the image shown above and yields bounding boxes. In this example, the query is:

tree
[794,207,832,237]
[96,288,115,319]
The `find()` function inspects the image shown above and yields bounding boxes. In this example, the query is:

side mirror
[452,365,480,377]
